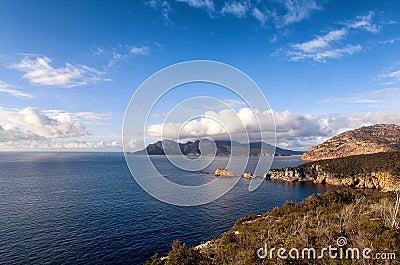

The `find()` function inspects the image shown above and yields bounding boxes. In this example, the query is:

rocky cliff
[267,151,400,192]
[301,124,400,162]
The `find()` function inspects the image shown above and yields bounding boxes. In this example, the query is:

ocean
[0,153,330,264]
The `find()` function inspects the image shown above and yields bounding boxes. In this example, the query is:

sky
[0,0,400,151]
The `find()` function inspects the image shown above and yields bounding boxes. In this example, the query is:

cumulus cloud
[0,107,120,151]
[0,107,87,141]
[41,110,114,125]
[9,56,106,87]
[146,107,400,150]
[0,124,45,142]
[0,81,34,98]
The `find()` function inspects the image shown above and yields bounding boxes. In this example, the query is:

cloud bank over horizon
[146,107,400,150]
[0,107,121,151]
[1,104,399,151]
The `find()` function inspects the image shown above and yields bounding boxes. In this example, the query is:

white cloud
[0,124,45,142]
[252,8,267,25]
[292,29,347,52]
[320,87,400,105]
[50,140,120,150]
[0,107,87,140]
[221,1,249,17]
[0,107,120,151]
[290,44,362,62]
[107,51,124,68]
[90,47,105,56]
[41,110,113,126]
[74,112,113,121]
[145,107,400,150]
[0,81,34,98]
[149,0,323,27]
[176,0,214,11]
[130,46,150,55]
[10,56,105,88]
[378,68,400,85]
[275,11,384,62]
[148,0,173,25]
[379,37,400,45]
[279,0,320,26]
[92,45,150,68]
[223,99,247,108]
[0,138,121,151]
[344,11,379,33]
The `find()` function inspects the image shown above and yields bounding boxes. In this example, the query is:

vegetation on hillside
[299,151,400,177]
[145,189,400,265]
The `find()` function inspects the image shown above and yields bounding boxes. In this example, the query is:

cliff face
[301,124,400,162]
[267,152,400,192]
[267,166,400,192]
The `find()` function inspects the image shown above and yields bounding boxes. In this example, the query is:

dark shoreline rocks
[266,151,400,192]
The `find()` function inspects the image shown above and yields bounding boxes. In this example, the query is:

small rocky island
[213,168,236,177]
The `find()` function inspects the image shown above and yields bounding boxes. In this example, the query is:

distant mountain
[302,124,400,162]
[131,139,304,156]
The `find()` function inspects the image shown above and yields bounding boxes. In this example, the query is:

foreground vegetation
[145,189,400,265]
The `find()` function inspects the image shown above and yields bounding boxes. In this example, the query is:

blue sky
[0,0,400,151]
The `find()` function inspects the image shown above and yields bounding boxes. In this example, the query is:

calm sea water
[0,153,329,265]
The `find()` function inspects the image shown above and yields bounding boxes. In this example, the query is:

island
[129,139,304,157]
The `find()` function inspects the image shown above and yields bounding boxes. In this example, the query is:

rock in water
[213,168,236,177]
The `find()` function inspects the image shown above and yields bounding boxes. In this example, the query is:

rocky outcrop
[213,168,236,177]
[266,152,400,192]
[302,124,400,162]
[241,172,259,179]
